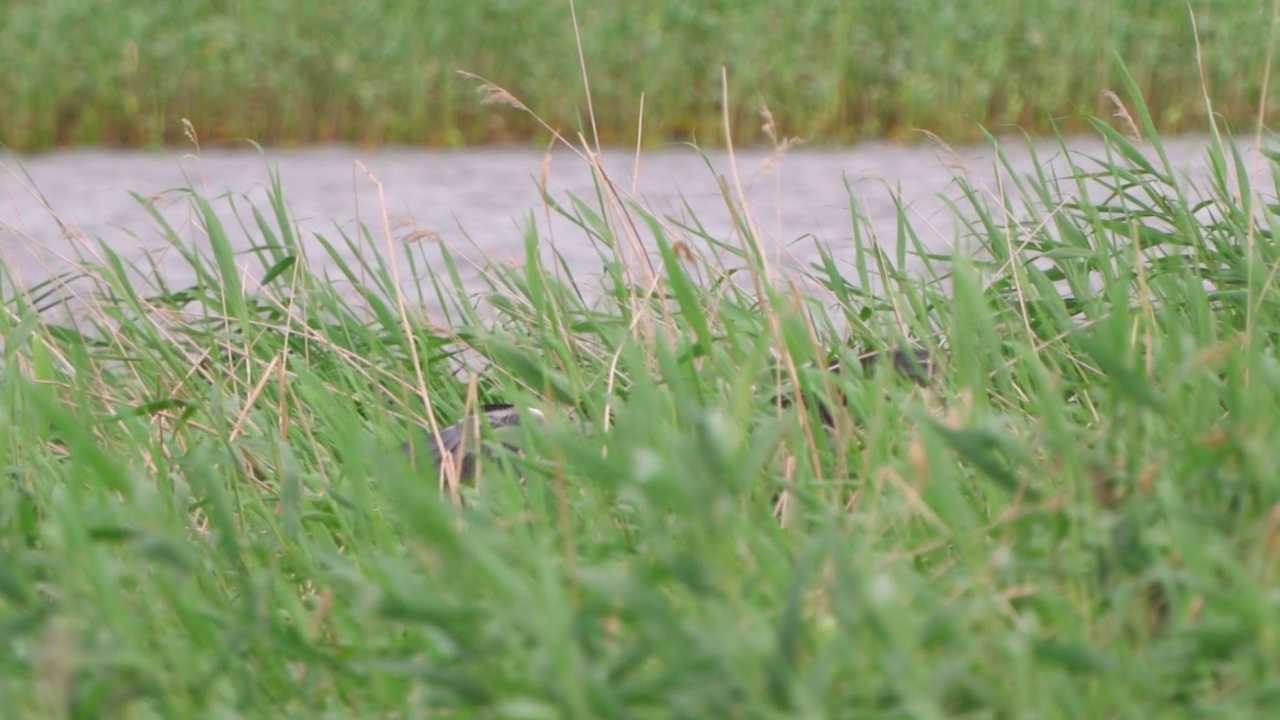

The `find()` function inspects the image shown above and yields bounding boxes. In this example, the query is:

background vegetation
[2,68,1280,713]
[1,0,1276,150]
[3,0,1279,713]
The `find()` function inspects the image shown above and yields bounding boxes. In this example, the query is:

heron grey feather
[401,346,937,480]
[403,404,547,482]
[852,346,935,384]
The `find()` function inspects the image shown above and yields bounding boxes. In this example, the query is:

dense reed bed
[2,60,1279,715]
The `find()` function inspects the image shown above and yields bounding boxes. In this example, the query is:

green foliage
[0,0,1276,150]
[2,85,1280,717]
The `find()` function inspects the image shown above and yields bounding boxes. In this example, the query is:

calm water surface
[0,135,1266,317]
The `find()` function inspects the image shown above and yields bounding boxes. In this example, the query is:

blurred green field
[1,0,1275,150]
[2,71,1280,715]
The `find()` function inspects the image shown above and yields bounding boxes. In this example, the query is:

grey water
[0,134,1268,320]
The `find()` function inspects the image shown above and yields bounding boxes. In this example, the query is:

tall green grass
[1,0,1276,151]
[2,76,1280,717]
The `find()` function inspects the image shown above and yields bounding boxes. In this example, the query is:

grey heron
[405,346,937,483]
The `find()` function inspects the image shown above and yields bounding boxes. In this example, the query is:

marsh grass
[3,50,1280,720]
[2,0,1279,151]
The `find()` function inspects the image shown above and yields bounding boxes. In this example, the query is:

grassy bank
[1,72,1279,716]
[1,0,1277,151]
